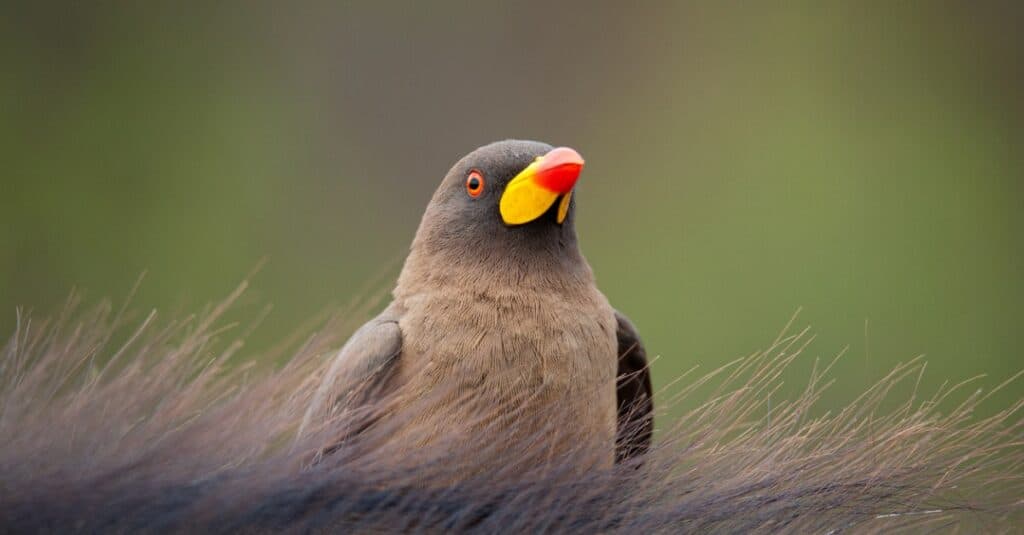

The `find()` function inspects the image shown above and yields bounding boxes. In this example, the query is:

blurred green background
[1,3,1021,414]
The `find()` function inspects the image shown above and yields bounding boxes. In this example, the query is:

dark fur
[1,290,1020,533]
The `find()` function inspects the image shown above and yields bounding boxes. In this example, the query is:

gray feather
[298,309,402,439]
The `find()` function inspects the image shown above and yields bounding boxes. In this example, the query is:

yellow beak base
[556,191,572,224]
[499,163,561,225]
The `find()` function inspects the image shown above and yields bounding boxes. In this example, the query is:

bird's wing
[613,310,654,463]
[298,308,402,440]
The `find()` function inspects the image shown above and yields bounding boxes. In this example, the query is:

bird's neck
[393,244,595,301]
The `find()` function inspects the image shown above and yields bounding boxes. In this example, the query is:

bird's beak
[500,147,584,226]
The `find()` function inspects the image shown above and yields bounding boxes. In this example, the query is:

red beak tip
[532,147,584,194]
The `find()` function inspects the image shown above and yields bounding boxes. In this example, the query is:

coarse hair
[1,282,1021,533]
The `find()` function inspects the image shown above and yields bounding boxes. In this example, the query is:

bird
[301,139,653,469]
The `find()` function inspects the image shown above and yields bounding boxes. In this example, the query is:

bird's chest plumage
[394,282,618,453]
[399,287,616,390]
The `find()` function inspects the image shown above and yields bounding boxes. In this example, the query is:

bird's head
[400,140,590,286]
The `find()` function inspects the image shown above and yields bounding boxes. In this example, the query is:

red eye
[466,170,484,198]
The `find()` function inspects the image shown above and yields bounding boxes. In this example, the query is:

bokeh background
[2,3,1021,414]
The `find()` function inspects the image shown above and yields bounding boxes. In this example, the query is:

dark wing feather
[613,310,654,463]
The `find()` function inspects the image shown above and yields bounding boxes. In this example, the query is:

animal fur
[0,284,1021,533]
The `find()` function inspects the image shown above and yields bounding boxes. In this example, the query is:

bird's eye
[465,170,484,198]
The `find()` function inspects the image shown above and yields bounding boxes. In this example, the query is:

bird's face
[399,139,593,293]
[437,140,583,225]
[412,140,586,269]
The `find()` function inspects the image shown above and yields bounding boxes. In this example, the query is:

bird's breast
[398,287,616,389]
[394,284,619,459]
